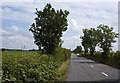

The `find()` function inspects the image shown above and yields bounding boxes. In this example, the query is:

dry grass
[57,59,70,81]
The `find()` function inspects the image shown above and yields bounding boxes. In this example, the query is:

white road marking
[75,60,83,62]
[75,60,92,62]
[91,65,93,67]
[102,72,108,77]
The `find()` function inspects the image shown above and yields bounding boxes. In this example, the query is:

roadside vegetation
[2,3,71,82]
[2,2,119,82]
[2,47,71,82]
[81,51,120,69]
[73,24,119,69]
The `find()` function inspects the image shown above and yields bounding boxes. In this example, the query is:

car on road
[76,54,81,57]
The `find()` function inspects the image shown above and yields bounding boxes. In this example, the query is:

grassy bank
[57,59,70,81]
[81,51,120,69]
[2,47,71,82]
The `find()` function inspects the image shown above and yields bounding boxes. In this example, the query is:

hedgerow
[82,51,120,69]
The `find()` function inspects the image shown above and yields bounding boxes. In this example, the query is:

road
[66,53,120,83]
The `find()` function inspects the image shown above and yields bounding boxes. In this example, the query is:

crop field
[2,47,71,82]
[2,51,38,57]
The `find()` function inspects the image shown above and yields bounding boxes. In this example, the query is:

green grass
[2,51,38,56]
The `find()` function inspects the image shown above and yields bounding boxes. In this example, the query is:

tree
[80,29,89,55]
[97,24,118,59]
[80,28,100,56]
[29,3,69,54]
[73,45,82,54]
[87,28,100,56]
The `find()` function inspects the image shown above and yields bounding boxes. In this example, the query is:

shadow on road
[65,79,120,83]
[78,61,100,64]
[54,79,120,83]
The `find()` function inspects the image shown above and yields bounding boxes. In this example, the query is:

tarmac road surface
[66,53,120,83]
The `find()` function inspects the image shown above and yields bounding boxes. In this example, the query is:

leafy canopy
[80,29,89,55]
[29,3,69,54]
[80,24,118,57]
[97,24,118,55]
[73,45,82,54]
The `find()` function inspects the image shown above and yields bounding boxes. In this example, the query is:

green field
[2,51,38,56]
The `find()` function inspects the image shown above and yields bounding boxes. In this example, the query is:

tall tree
[29,3,69,54]
[97,24,118,58]
[87,28,100,56]
[80,29,89,55]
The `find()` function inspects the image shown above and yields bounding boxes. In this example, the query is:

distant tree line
[73,24,118,59]
[1,48,38,51]
[72,45,82,54]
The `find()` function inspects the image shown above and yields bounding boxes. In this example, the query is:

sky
[1,0,120,51]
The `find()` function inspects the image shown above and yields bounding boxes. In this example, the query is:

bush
[82,51,120,69]
[113,51,120,68]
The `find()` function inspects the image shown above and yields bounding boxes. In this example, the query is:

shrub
[82,51,120,69]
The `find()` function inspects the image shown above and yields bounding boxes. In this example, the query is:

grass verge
[57,59,70,81]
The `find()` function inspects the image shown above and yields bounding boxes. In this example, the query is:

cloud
[112,39,118,51]
[0,7,2,26]
[0,28,2,48]
[50,0,119,2]
[2,26,37,49]
[62,36,81,50]
[70,19,79,31]
[2,0,119,2]
[2,2,118,28]
[1,2,118,51]
[69,19,86,31]
[2,0,34,2]
[1,28,14,37]
[71,6,117,28]
[2,34,37,49]
[11,25,19,31]
[2,7,11,14]
[2,7,34,23]
[2,2,45,13]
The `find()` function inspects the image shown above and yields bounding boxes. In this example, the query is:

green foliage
[82,51,120,69]
[97,24,118,57]
[80,28,100,56]
[87,28,100,56]
[80,24,118,59]
[73,45,82,54]
[29,3,69,54]
[2,48,71,82]
[55,46,71,62]
[80,29,89,55]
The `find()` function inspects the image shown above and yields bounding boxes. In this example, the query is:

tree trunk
[90,51,94,56]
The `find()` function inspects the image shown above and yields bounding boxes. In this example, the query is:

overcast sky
[1,0,119,51]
